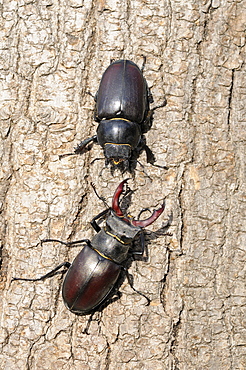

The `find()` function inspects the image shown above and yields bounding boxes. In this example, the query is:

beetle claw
[132,200,165,228]
[112,179,130,216]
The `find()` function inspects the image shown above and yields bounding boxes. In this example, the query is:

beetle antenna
[59,152,77,159]
[91,182,109,208]
[119,185,135,215]
[90,157,104,165]
[135,160,152,181]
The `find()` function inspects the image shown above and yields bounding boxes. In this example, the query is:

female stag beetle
[61,59,166,172]
[12,180,165,315]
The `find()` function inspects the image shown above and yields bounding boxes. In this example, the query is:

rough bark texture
[0,0,245,369]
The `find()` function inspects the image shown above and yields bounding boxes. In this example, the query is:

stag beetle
[12,180,165,315]
[61,59,166,172]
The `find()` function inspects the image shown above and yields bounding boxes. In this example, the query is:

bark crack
[227,69,235,131]
[104,339,112,370]
[169,303,184,370]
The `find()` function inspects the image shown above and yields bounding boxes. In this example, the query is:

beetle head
[104,143,131,167]
[97,119,141,169]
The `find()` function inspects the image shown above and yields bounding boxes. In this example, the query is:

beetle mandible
[61,59,166,172]
[12,180,165,315]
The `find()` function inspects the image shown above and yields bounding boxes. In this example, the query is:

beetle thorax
[90,211,142,264]
[106,211,141,242]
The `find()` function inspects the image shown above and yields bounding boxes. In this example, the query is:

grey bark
[0,0,245,369]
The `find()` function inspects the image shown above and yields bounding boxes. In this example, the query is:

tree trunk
[0,1,245,369]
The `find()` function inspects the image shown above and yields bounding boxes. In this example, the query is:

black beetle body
[62,59,166,171]
[12,180,165,315]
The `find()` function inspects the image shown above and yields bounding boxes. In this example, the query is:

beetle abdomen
[62,245,120,314]
[96,60,147,123]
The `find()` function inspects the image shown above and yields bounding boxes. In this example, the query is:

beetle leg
[124,268,150,305]
[86,90,96,101]
[141,98,167,134]
[141,111,153,133]
[66,239,92,247]
[82,290,122,334]
[143,144,168,169]
[142,143,156,165]
[139,141,168,170]
[146,85,154,104]
[59,135,98,159]
[151,98,167,112]
[133,158,152,182]
[139,231,145,255]
[11,262,71,283]
[140,55,147,72]
[90,208,109,232]
[83,312,96,335]
[131,230,145,256]
[74,135,98,154]
[41,238,92,248]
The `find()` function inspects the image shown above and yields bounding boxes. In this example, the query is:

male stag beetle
[12,180,165,315]
[61,59,166,172]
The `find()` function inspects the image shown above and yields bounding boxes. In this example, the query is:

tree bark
[0,0,245,369]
